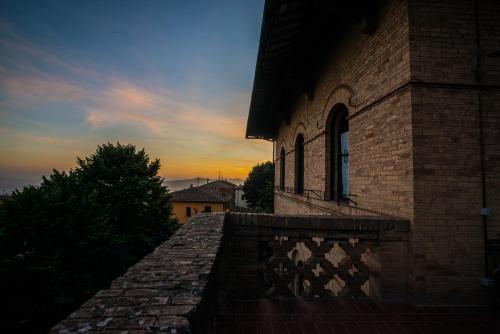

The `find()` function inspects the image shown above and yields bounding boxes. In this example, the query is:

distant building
[170,186,227,224]
[199,180,237,206]
[234,186,248,208]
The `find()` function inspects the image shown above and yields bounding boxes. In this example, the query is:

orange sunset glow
[0,1,271,192]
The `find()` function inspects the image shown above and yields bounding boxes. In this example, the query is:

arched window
[326,105,349,200]
[279,147,285,191]
[295,134,304,194]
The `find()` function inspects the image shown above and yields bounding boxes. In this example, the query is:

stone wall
[218,213,410,306]
[49,213,225,334]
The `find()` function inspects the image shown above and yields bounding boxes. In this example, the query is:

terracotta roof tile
[170,186,226,203]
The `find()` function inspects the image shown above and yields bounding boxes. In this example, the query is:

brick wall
[410,86,484,303]
[274,0,414,220]
[483,91,500,238]
[479,0,500,239]
[408,0,500,303]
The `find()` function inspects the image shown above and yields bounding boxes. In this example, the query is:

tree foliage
[0,143,178,333]
[242,161,274,213]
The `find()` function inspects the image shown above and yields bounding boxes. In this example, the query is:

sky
[0,0,271,193]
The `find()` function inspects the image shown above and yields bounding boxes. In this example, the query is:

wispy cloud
[2,75,88,102]
[0,20,103,80]
[0,20,272,181]
[84,79,249,142]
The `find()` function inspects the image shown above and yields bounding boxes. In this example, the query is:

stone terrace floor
[217,298,500,334]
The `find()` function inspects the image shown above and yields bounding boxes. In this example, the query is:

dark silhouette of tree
[0,143,178,333]
[242,161,274,213]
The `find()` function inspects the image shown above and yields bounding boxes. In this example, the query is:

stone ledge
[49,213,225,334]
[227,212,410,235]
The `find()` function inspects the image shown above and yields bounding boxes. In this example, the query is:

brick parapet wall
[49,213,225,334]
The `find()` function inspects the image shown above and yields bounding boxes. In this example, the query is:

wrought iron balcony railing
[274,185,324,200]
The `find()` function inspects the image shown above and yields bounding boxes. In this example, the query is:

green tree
[0,143,178,333]
[242,161,274,213]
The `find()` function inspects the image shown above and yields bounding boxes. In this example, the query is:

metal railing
[274,185,324,200]
[274,186,359,206]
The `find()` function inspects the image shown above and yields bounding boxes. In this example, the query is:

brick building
[246,0,500,304]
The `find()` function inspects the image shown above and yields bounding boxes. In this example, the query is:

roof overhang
[246,0,379,140]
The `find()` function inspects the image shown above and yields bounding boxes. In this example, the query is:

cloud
[0,21,103,80]
[109,84,162,108]
[0,26,96,104]
[2,75,88,102]
[0,21,272,180]
[84,81,173,135]
[0,21,252,142]
[83,79,249,142]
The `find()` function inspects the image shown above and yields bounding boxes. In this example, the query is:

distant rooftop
[201,180,237,189]
[170,186,226,203]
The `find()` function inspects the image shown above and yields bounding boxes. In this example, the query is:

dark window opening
[326,105,349,200]
[203,206,212,213]
[186,207,192,217]
[279,147,285,191]
[295,134,304,194]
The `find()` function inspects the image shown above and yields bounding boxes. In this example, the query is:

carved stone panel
[261,235,380,298]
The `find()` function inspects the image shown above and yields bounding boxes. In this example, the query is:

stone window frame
[325,104,349,201]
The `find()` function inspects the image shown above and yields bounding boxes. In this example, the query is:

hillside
[164,178,244,192]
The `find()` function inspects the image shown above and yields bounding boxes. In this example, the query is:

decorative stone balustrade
[218,213,409,304]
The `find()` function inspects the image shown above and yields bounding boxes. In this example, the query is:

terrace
[50,213,500,333]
